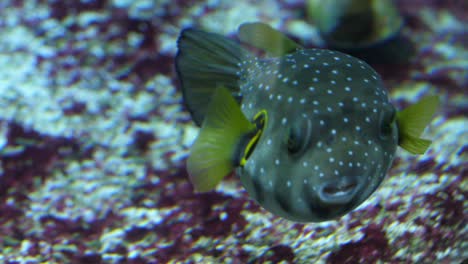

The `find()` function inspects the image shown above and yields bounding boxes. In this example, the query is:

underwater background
[0,0,466,263]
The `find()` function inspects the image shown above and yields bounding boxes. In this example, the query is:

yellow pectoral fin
[238,22,303,57]
[187,87,255,192]
[397,95,440,137]
[397,95,439,155]
[398,133,432,155]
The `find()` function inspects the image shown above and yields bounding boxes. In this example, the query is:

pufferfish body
[175,22,439,222]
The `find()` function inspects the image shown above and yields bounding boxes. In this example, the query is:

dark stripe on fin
[273,179,294,217]
[175,28,249,126]
[251,177,265,205]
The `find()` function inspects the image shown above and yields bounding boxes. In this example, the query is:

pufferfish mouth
[317,176,360,205]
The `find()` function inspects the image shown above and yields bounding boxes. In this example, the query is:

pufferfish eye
[287,118,313,155]
[379,106,396,140]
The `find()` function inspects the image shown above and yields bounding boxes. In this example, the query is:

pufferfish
[175,22,439,222]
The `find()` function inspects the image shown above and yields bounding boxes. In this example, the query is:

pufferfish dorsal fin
[396,95,440,154]
[175,28,249,126]
[238,22,303,57]
[187,87,256,192]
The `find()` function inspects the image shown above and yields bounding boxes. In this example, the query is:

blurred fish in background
[306,0,415,63]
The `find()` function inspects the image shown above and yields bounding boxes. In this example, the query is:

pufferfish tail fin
[238,22,303,57]
[175,28,249,126]
[187,87,256,192]
[396,95,440,154]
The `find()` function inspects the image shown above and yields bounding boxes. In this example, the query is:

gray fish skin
[236,49,398,222]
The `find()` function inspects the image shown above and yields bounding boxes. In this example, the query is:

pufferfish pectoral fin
[187,87,256,192]
[396,95,440,154]
[238,22,303,57]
